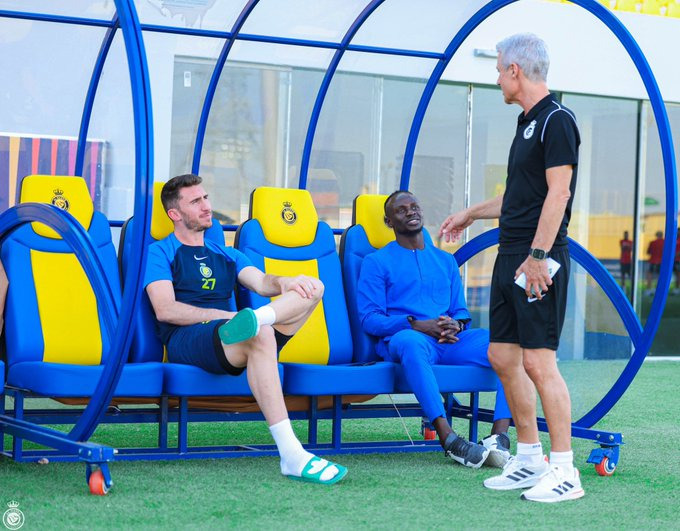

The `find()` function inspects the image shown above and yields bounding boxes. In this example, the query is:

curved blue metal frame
[423,0,677,428]
[0,204,119,339]
[298,0,385,189]
[0,0,675,444]
[75,17,119,177]
[69,0,155,441]
[191,0,260,174]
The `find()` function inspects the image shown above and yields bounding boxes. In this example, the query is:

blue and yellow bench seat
[235,187,394,396]
[1,175,163,398]
[340,194,500,437]
[120,182,283,398]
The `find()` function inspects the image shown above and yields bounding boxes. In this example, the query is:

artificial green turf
[1,361,679,530]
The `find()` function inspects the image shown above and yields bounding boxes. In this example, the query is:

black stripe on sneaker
[519,468,535,476]
[563,481,574,488]
[513,471,528,479]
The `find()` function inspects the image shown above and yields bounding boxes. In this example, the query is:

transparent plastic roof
[352,0,488,53]
[0,1,115,21]
[240,0,368,43]
[135,0,244,31]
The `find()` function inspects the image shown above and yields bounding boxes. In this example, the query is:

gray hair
[496,33,549,83]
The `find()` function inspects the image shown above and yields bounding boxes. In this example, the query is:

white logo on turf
[3,501,25,530]
[523,120,537,139]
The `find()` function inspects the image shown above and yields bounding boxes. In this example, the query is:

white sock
[517,441,544,467]
[550,450,574,476]
[267,419,317,475]
[254,305,276,327]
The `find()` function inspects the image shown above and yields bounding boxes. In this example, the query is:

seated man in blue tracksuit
[357,191,512,469]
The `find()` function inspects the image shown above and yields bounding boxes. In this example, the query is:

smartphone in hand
[515,258,561,302]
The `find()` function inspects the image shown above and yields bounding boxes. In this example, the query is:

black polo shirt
[499,93,580,254]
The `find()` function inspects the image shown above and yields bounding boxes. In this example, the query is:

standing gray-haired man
[440,33,583,503]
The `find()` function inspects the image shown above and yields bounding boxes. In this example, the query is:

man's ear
[384,215,393,228]
[167,208,181,222]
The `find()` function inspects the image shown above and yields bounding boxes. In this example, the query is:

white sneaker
[483,455,549,490]
[521,465,585,503]
[480,433,511,468]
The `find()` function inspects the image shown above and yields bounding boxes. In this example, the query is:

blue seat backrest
[1,175,120,367]
[340,194,433,363]
[120,181,229,363]
[235,187,353,365]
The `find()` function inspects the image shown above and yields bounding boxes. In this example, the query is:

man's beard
[396,225,423,236]
[182,215,210,232]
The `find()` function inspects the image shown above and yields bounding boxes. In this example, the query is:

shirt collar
[517,93,558,125]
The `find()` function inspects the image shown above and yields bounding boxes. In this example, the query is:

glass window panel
[305,72,379,228]
[352,0,486,53]
[0,1,114,19]
[379,78,427,192]
[337,52,435,84]
[640,101,680,355]
[240,0,367,42]
[562,94,638,258]
[0,19,109,213]
[409,83,468,242]
[135,0,244,31]
[144,32,226,187]
[197,45,332,224]
[86,32,135,221]
[468,86,517,239]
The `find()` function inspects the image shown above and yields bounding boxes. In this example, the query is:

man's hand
[410,316,460,343]
[439,210,474,243]
[436,316,461,343]
[278,274,321,299]
[515,257,551,300]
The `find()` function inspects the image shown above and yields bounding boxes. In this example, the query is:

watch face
[531,248,546,259]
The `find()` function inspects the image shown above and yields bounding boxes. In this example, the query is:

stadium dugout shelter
[0,0,676,495]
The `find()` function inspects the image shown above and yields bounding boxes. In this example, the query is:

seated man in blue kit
[358,191,512,469]
[144,173,347,485]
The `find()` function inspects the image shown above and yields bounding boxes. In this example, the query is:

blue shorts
[166,320,292,375]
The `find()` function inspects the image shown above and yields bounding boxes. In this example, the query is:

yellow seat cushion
[353,194,394,249]
[251,187,318,247]
[20,175,93,239]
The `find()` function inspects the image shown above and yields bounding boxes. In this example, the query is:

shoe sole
[521,488,585,503]
[447,447,490,469]
[483,476,543,490]
[218,308,258,345]
[484,450,510,468]
[483,466,549,490]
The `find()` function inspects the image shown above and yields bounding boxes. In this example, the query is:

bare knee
[246,325,277,360]
[488,344,520,376]
[523,352,556,386]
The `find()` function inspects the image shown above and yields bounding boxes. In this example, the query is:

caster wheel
[423,427,436,440]
[88,469,110,495]
[595,457,616,477]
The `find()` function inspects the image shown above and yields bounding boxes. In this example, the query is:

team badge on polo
[51,188,69,210]
[199,263,213,278]
[523,120,537,139]
[281,201,297,225]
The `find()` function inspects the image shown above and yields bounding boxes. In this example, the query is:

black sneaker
[444,433,490,469]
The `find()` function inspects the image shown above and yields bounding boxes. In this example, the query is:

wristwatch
[529,248,547,260]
